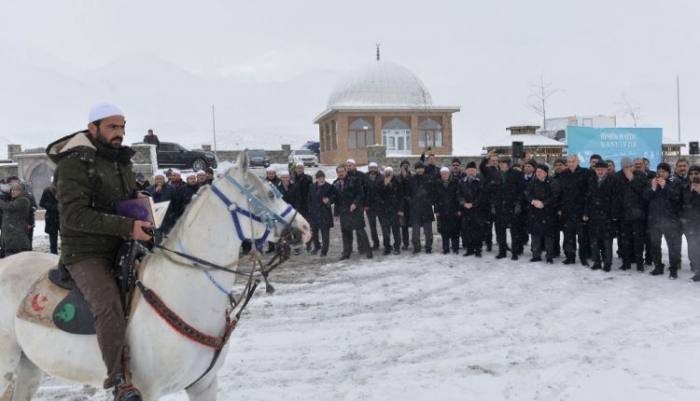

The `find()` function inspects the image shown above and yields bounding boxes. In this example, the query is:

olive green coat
[47,131,136,265]
[0,193,32,252]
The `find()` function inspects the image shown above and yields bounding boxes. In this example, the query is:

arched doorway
[382,118,411,155]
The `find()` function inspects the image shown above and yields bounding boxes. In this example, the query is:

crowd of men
[271,151,700,282]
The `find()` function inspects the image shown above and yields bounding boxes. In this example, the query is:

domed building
[314,58,460,165]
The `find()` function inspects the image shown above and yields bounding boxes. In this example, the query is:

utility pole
[677,75,681,142]
[212,105,218,158]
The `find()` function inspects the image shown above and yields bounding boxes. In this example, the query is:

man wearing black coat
[375,166,404,255]
[559,155,592,266]
[333,165,372,260]
[405,161,436,254]
[584,161,620,271]
[644,162,682,278]
[682,165,700,281]
[365,162,384,250]
[550,158,567,258]
[526,165,557,263]
[459,162,485,257]
[307,170,336,257]
[292,163,313,218]
[146,170,177,236]
[481,155,525,260]
[435,167,461,254]
[39,183,60,254]
[419,149,440,179]
[397,160,412,250]
[479,152,500,252]
[615,156,647,271]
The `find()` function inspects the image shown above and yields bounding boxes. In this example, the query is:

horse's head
[218,150,311,247]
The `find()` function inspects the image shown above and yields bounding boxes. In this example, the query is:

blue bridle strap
[210,175,294,248]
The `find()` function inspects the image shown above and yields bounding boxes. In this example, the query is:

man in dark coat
[514,160,537,255]
[550,158,567,258]
[307,170,336,257]
[265,166,280,187]
[615,156,647,271]
[365,162,384,250]
[0,183,32,256]
[143,128,160,149]
[644,162,682,278]
[170,173,200,224]
[526,165,557,263]
[450,158,466,181]
[39,183,60,254]
[482,155,525,260]
[419,149,440,179]
[46,104,150,400]
[459,162,485,257]
[584,161,620,271]
[397,160,412,250]
[682,165,700,281]
[292,163,312,218]
[375,166,404,255]
[405,161,436,253]
[146,170,177,237]
[479,151,500,252]
[559,155,592,266]
[435,167,461,254]
[333,165,372,260]
[5,176,37,251]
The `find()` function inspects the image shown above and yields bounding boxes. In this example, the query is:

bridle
[137,169,300,388]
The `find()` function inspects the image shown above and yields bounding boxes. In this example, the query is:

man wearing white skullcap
[265,166,280,186]
[45,103,149,399]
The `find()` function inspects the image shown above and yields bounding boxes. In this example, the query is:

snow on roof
[326,60,432,108]
[485,134,564,148]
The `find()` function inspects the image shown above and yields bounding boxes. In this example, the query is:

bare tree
[618,92,642,127]
[526,74,561,131]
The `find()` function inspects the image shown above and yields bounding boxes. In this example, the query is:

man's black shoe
[495,251,507,259]
[372,244,380,251]
[529,257,542,262]
[511,253,518,261]
[636,264,644,273]
[442,250,450,255]
[366,251,373,259]
[486,243,493,252]
[393,249,400,255]
[619,265,630,271]
[402,245,409,250]
[546,258,554,264]
[475,250,482,258]
[603,263,611,272]
[464,249,475,256]
[425,249,432,254]
[320,253,327,257]
[581,259,589,267]
[650,267,664,276]
[310,248,320,255]
[692,273,700,282]
[339,254,350,261]
[383,249,391,255]
[591,263,601,271]
[562,259,575,265]
[669,269,678,280]
[413,249,421,254]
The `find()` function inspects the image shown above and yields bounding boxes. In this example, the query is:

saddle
[16,242,149,335]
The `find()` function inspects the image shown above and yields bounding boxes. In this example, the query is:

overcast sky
[1,0,699,154]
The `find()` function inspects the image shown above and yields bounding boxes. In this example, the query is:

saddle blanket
[16,272,70,330]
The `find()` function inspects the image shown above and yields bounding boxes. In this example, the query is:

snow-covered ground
[27,235,700,400]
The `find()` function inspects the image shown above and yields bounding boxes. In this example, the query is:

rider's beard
[96,127,123,149]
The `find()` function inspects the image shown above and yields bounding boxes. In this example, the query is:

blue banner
[567,126,663,170]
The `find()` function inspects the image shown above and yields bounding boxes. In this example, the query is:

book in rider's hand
[115,197,170,229]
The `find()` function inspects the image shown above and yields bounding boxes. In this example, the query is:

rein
[136,171,299,389]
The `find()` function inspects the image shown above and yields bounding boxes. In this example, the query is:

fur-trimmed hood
[46,130,134,164]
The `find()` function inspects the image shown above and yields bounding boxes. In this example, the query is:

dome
[326,61,433,108]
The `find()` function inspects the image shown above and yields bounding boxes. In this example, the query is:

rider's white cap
[88,103,123,124]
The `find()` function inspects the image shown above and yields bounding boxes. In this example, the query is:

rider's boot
[113,376,142,401]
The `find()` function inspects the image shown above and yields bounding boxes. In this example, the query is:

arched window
[382,118,411,155]
[418,118,442,148]
[348,118,374,150]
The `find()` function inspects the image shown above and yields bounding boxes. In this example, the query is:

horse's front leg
[185,375,218,401]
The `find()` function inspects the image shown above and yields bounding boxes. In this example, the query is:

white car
[288,149,318,167]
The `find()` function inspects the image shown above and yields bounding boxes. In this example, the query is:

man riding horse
[46,103,152,401]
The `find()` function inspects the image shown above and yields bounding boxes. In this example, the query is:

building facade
[314,60,460,165]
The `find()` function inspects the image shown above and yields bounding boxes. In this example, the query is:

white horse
[0,151,311,400]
